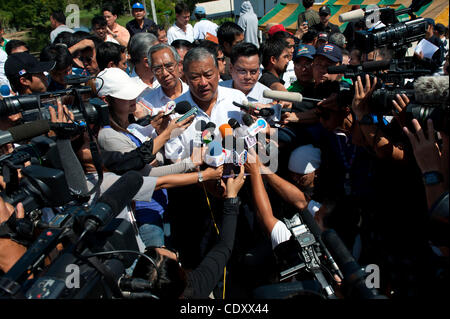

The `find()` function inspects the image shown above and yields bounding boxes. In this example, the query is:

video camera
[0,75,109,128]
[0,171,144,299]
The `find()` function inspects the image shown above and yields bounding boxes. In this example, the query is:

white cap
[95,68,148,100]
[288,144,321,174]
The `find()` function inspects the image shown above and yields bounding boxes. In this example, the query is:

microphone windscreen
[228,118,240,129]
[322,229,355,267]
[175,101,192,114]
[362,60,390,72]
[259,107,275,117]
[195,120,207,131]
[205,122,216,130]
[339,9,365,23]
[242,113,254,127]
[219,123,233,138]
[413,76,450,104]
[97,170,144,220]
[263,90,303,103]
[8,120,50,143]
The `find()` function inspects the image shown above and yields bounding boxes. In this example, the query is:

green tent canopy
[259,0,449,33]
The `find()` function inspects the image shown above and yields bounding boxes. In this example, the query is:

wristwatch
[224,197,240,205]
[198,171,204,183]
[422,171,443,186]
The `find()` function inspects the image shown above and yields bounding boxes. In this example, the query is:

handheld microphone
[175,101,198,123]
[247,118,268,137]
[219,123,233,139]
[228,118,240,129]
[194,120,207,146]
[84,170,144,232]
[204,140,225,167]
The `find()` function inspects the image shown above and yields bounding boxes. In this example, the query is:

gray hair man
[128,32,160,89]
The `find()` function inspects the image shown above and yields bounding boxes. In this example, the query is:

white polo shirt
[137,80,189,116]
[193,19,218,40]
[130,68,161,90]
[165,86,246,161]
[220,80,273,104]
[167,23,194,45]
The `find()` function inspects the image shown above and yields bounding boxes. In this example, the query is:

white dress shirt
[137,80,189,115]
[220,80,273,104]
[165,86,246,161]
[167,23,194,45]
[193,19,218,40]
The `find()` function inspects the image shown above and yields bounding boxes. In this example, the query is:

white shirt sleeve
[271,220,292,249]
[167,27,176,45]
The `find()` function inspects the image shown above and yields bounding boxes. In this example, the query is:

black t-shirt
[126,18,156,38]
[259,70,284,88]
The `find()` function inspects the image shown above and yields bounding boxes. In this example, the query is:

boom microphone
[322,229,386,299]
[263,90,322,104]
[338,9,365,23]
[413,76,449,104]
[84,170,144,232]
[0,120,50,145]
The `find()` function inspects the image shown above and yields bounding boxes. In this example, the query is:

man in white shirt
[138,43,189,117]
[49,10,74,43]
[219,42,272,104]
[167,2,194,45]
[165,47,246,161]
[193,6,218,41]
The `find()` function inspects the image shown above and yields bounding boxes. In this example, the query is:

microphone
[204,140,225,167]
[0,120,50,145]
[0,120,85,146]
[247,118,268,137]
[228,118,240,129]
[201,122,216,144]
[175,101,198,122]
[322,229,387,299]
[413,76,449,104]
[84,170,144,232]
[338,9,365,23]
[219,123,233,139]
[194,120,207,146]
[263,90,322,104]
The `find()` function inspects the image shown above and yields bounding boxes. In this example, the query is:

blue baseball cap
[132,2,145,10]
[315,44,342,63]
[294,44,316,60]
[194,6,206,15]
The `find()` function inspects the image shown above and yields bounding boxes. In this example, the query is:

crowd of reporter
[0,0,448,299]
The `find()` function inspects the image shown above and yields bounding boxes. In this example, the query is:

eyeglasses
[217,57,226,62]
[294,61,312,69]
[235,67,259,76]
[151,62,177,75]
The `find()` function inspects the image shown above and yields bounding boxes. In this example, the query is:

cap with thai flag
[315,43,342,63]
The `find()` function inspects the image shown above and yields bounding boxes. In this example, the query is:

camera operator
[40,43,74,91]
[4,52,54,96]
[131,167,245,299]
